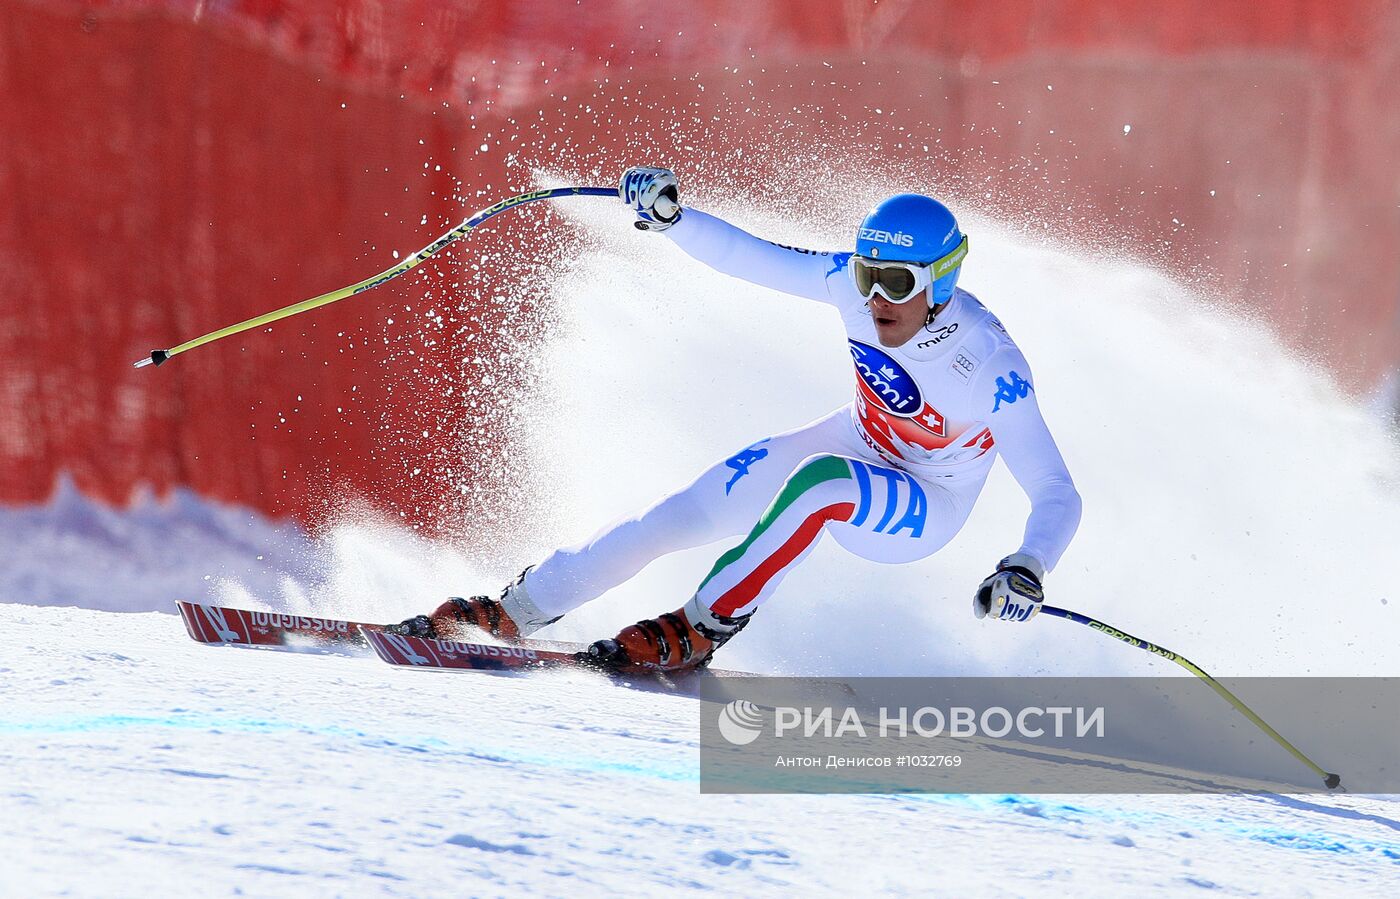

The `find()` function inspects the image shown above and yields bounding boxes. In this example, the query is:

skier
[391,167,1082,671]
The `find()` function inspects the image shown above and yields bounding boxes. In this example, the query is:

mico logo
[717,700,765,745]
[918,322,958,348]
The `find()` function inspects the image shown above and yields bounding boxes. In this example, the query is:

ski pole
[1039,604,1342,790]
[132,185,621,369]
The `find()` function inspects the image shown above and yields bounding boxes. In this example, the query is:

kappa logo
[859,227,915,248]
[991,371,1033,413]
[724,441,770,494]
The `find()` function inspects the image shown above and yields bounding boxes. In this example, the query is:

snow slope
[3,604,1399,896]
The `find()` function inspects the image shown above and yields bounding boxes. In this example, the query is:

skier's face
[869,290,930,347]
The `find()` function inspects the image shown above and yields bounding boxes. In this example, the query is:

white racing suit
[508,210,1082,635]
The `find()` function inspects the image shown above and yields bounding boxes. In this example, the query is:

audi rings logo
[717,700,765,745]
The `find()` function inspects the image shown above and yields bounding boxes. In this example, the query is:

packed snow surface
[4,605,1399,896]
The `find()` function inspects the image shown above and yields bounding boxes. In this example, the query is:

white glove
[973,552,1045,622]
[619,166,681,232]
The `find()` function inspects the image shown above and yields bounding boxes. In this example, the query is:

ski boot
[387,595,520,641]
[584,599,750,673]
[387,568,558,642]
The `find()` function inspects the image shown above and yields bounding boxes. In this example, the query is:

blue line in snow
[0,711,696,782]
[4,712,1397,862]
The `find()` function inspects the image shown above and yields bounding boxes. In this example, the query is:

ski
[361,627,584,672]
[176,600,593,657]
[358,626,759,695]
[177,600,378,651]
[177,601,756,692]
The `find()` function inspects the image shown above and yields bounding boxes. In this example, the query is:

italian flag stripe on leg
[696,455,858,618]
[711,501,856,617]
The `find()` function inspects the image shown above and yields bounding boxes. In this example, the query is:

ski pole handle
[653,193,680,221]
[133,185,618,369]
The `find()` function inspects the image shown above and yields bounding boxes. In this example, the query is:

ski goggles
[850,234,969,304]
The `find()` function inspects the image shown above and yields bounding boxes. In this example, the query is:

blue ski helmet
[855,194,968,305]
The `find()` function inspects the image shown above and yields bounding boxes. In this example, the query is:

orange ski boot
[585,602,750,672]
[386,569,559,641]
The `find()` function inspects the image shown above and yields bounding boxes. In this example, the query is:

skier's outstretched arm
[619,166,837,305]
[972,348,1083,622]
[663,209,837,304]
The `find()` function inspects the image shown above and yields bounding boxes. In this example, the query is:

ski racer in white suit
[393,167,1083,671]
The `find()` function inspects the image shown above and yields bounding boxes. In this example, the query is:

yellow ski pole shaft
[133,186,618,369]
[1039,604,1342,790]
